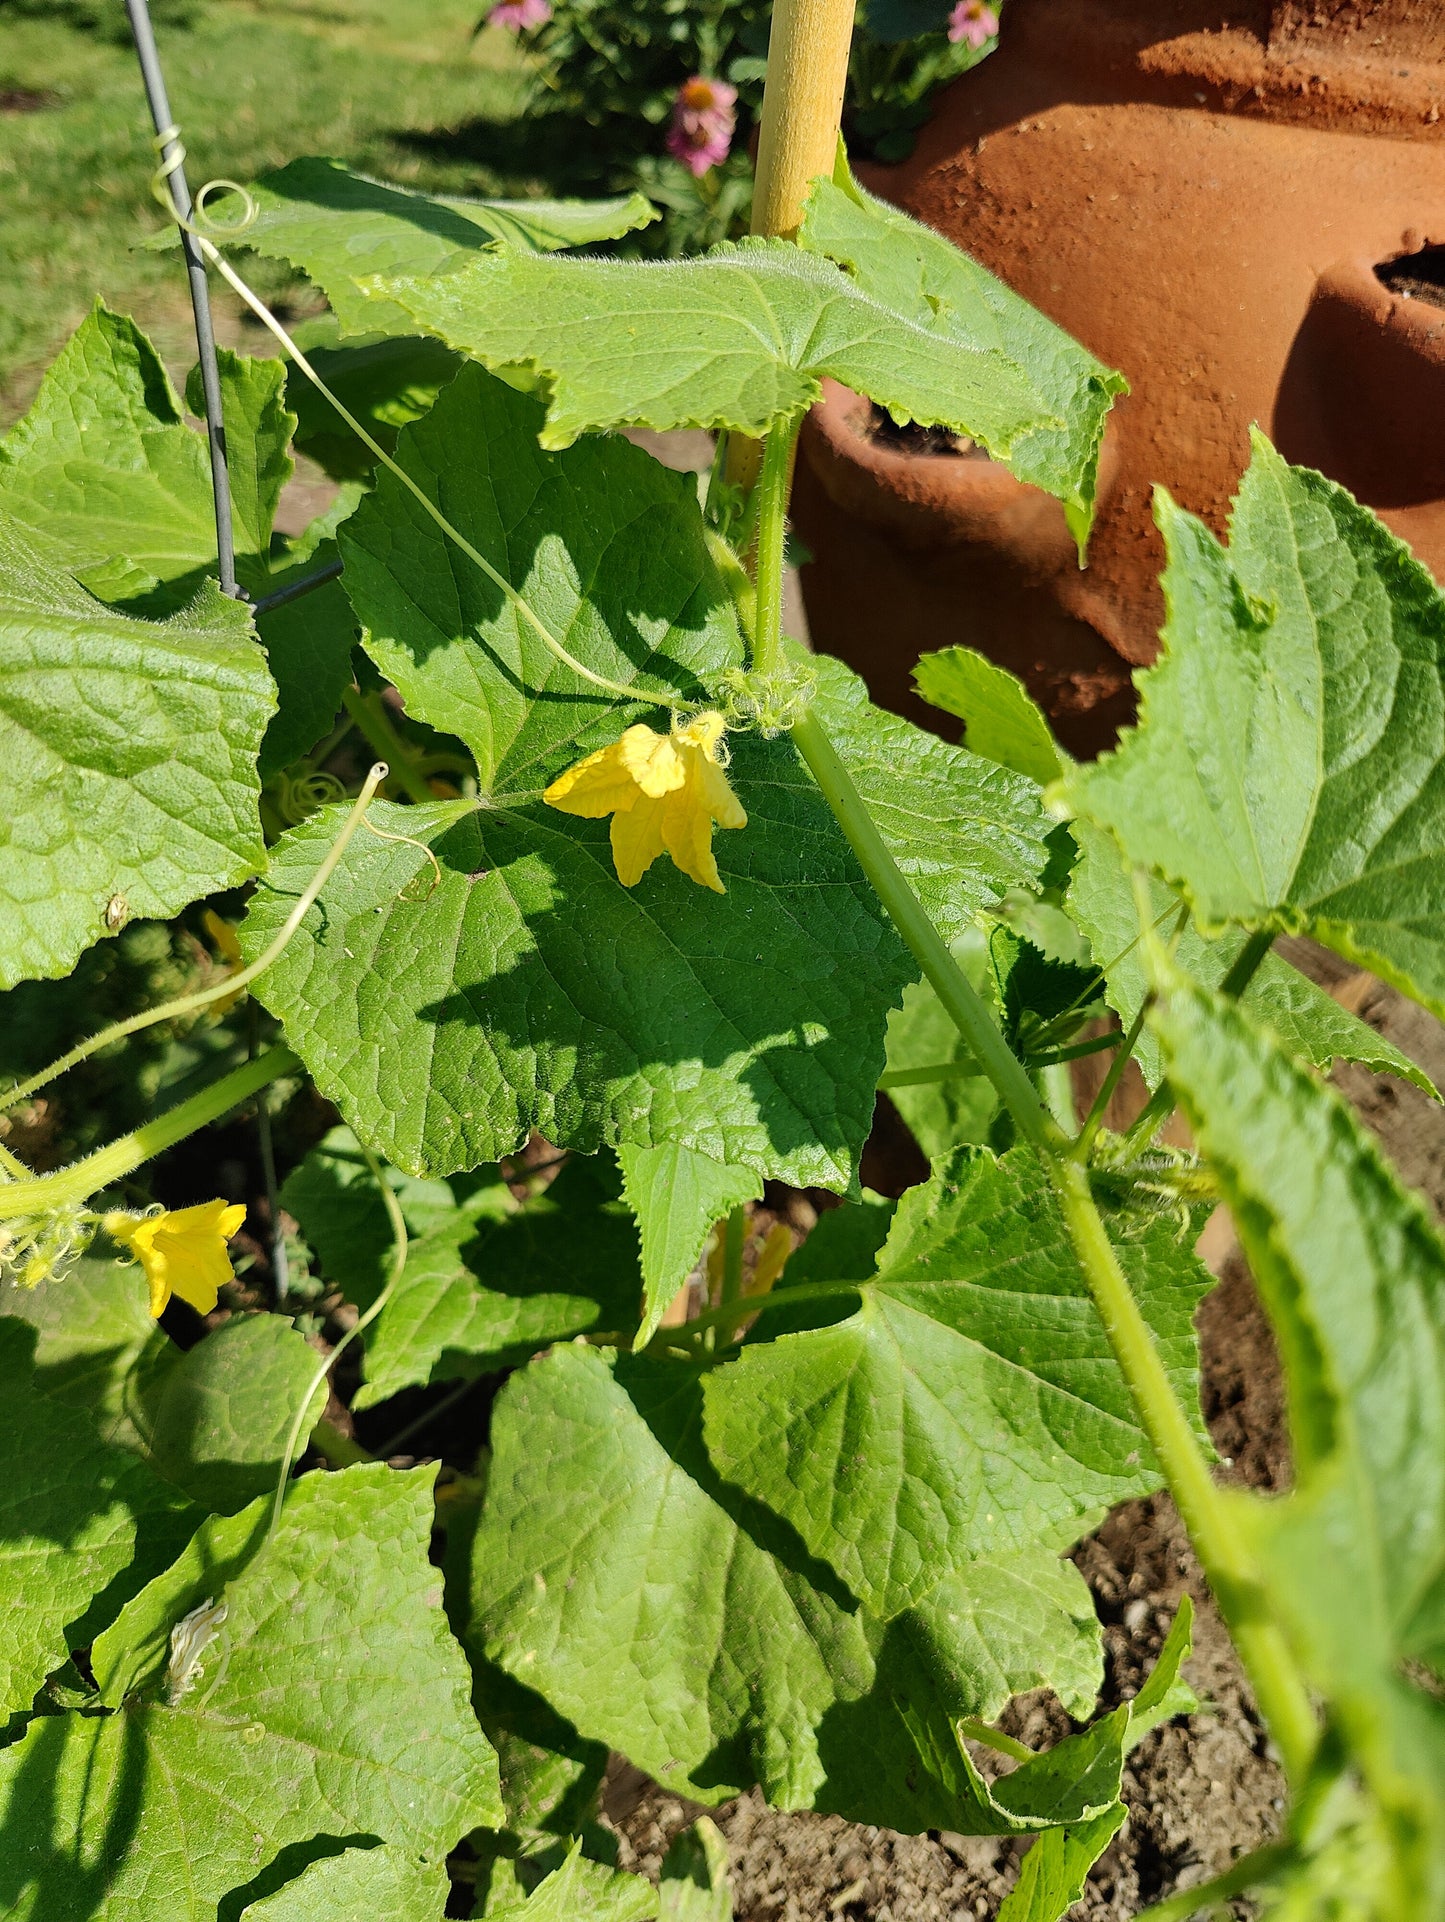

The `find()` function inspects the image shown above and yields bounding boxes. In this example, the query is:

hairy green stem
[1049,1156,1319,1779]
[788,682,1318,1782]
[751,417,803,677]
[790,710,1064,1157]
[879,1030,1122,1091]
[0,1045,299,1219]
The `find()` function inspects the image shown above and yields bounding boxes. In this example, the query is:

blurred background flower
[666,75,737,177]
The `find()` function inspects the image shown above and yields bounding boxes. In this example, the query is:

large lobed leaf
[0,304,287,610]
[702,1145,1213,1619]
[0,1320,195,1721]
[241,776,913,1190]
[468,1341,1112,1825]
[222,157,657,337]
[0,1465,502,1920]
[0,302,354,777]
[799,171,1124,553]
[255,363,1050,1194]
[339,363,743,793]
[1065,432,1445,1019]
[1068,817,1434,1095]
[1154,980,1445,1679]
[366,235,1120,548]
[0,517,272,989]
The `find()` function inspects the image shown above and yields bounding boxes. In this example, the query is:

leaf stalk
[0,1044,299,1219]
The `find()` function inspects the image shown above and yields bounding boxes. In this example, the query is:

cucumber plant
[0,1,1442,1916]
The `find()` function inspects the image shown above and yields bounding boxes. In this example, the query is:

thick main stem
[791,710,1062,1157]
[789,695,1319,1785]
[751,419,802,676]
[0,1045,299,1219]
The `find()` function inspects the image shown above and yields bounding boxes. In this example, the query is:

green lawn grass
[0,0,534,419]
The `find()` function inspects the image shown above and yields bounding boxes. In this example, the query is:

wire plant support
[123,0,343,1298]
[124,0,238,598]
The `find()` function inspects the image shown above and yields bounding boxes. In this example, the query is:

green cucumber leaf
[798,172,1123,552]
[0,303,352,776]
[1156,978,1445,1910]
[0,519,272,989]
[286,324,462,482]
[483,1841,658,1921]
[0,1319,196,1719]
[339,363,743,793]
[366,238,1114,499]
[702,1145,1212,1619]
[912,645,1063,785]
[0,1465,502,1920]
[0,305,287,608]
[1153,979,1445,1677]
[280,1124,463,1312]
[184,353,292,570]
[468,1342,1107,1825]
[618,1141,763,1347]
[660,1818,732,1922]
[0,1256,168,1453]
[1069,818,1436,1095]
[141,1314,327,1514]
[241,1846,450,1920]
[993,1603,1196,1922]
[241,772,914,1192]
[219,157,657,337]
[1064,433,1445,1019]
[809,652,1052,942]
[995,1807,1128,1922]
[355,1156,641,1410]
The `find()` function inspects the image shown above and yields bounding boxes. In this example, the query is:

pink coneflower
[948,0,998,48]
[666,75,738,178]
[486,0,551,28]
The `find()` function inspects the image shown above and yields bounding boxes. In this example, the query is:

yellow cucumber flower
[201,908,246,1013]
[543,711,746,894]
[103,1199,247,1319]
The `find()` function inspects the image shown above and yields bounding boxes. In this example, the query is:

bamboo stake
[752,0,856,239]
[727,0,858,491]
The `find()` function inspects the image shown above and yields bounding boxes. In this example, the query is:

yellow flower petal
[610,796,668,887]
[104,1199,246,1319]
[543,712,746,892]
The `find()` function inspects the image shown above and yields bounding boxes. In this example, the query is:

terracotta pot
[794,0,1445,753]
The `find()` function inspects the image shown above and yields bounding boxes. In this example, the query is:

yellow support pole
[751,0,856,240]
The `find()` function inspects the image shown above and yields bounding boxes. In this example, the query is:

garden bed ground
[598,946,1445,1921]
